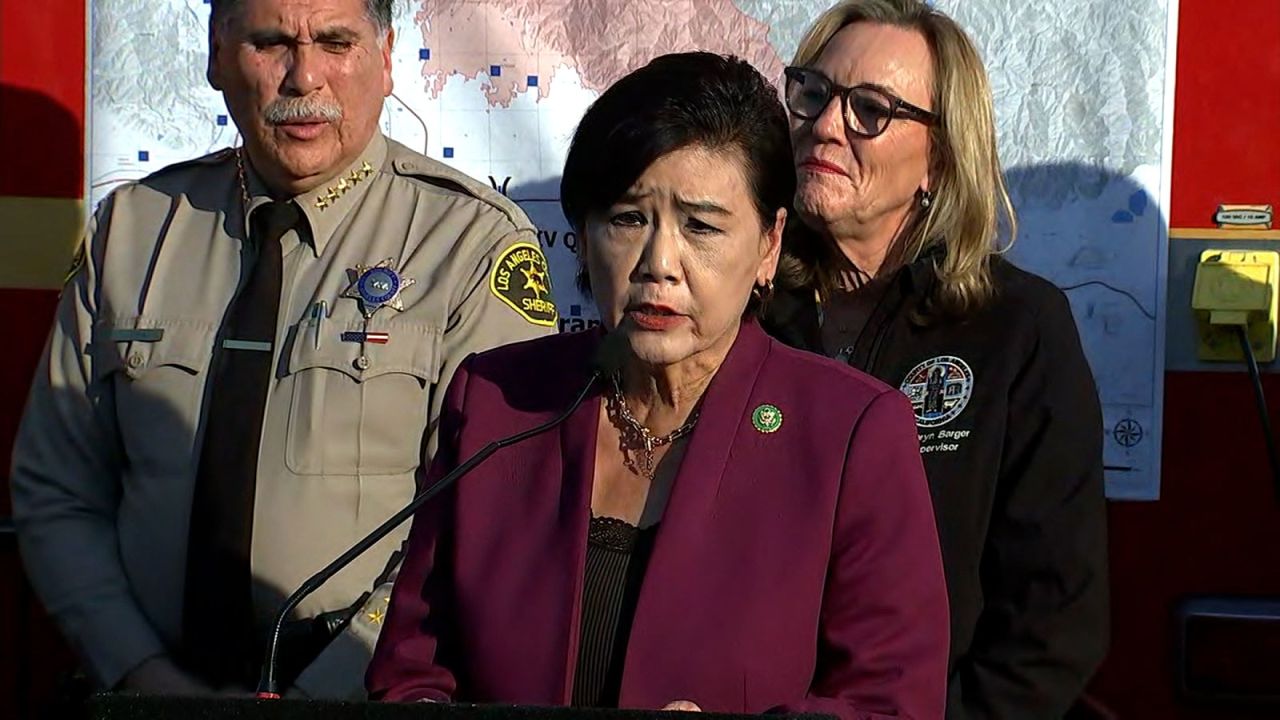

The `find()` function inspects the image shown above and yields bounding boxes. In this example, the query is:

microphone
[255,331,627,697]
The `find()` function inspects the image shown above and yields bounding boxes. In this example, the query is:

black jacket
[763,253,1109,720]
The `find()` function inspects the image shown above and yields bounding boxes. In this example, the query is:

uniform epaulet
[384,140,533,232]
[137,147,237,184]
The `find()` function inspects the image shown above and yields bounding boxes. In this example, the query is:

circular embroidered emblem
[899,356,974,428]
[752,404,783,434]
[357,266,401,306]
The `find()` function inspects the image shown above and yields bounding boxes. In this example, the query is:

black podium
[83,694,836,720]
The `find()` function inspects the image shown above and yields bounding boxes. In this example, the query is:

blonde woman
[762,1,1108,718]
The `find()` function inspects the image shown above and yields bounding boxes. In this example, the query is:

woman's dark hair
[560,52,796,308]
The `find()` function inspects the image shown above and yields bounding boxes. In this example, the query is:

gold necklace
[608,373,699,478]
[235,146,252,227]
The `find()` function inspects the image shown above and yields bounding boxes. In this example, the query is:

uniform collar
[241,132,388,257]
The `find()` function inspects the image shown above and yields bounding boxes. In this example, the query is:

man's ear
[381,28,395,96]
[207,24,224,91]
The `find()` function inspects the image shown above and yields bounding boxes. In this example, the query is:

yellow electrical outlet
[1191,249,1279,362]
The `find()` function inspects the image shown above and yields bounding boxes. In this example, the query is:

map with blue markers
[89,0,1177,499]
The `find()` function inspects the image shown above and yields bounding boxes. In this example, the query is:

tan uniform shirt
[10,133,557,695]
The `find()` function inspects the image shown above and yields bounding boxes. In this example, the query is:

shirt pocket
[283,307,442,477]
[91,315,218,465]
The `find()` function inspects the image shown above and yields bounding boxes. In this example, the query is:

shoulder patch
[386,140,533,231]
[143,147,236,179]
[489,242,557,326]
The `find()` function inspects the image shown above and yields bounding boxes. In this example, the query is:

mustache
[262,97,343,125]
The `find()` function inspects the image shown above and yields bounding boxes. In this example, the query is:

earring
[918,189,934,210]
[753,278,775,301]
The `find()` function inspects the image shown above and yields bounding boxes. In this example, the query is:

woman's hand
[661,700,702,712]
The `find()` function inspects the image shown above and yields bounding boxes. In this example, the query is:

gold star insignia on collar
[313,158,377,211]
[365,606,386,625]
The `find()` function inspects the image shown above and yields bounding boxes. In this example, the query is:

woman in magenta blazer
[367,52,949,719]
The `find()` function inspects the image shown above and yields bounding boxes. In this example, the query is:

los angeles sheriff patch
[490,242,558,326]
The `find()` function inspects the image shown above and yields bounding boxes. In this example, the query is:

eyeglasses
[783,66,939,138]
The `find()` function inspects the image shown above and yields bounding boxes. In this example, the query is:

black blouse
[819,275,895,364]
[571,515,659,707]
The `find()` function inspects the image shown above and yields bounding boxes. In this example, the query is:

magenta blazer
[367,321,948,719]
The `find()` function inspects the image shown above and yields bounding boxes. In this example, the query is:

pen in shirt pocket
[309,300,327,349]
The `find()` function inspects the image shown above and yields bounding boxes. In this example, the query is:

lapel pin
[752,403,783,434]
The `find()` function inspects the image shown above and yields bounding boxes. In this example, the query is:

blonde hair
[781,0,1016,315]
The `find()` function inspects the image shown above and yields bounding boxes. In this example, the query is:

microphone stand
[255,368,606,698]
